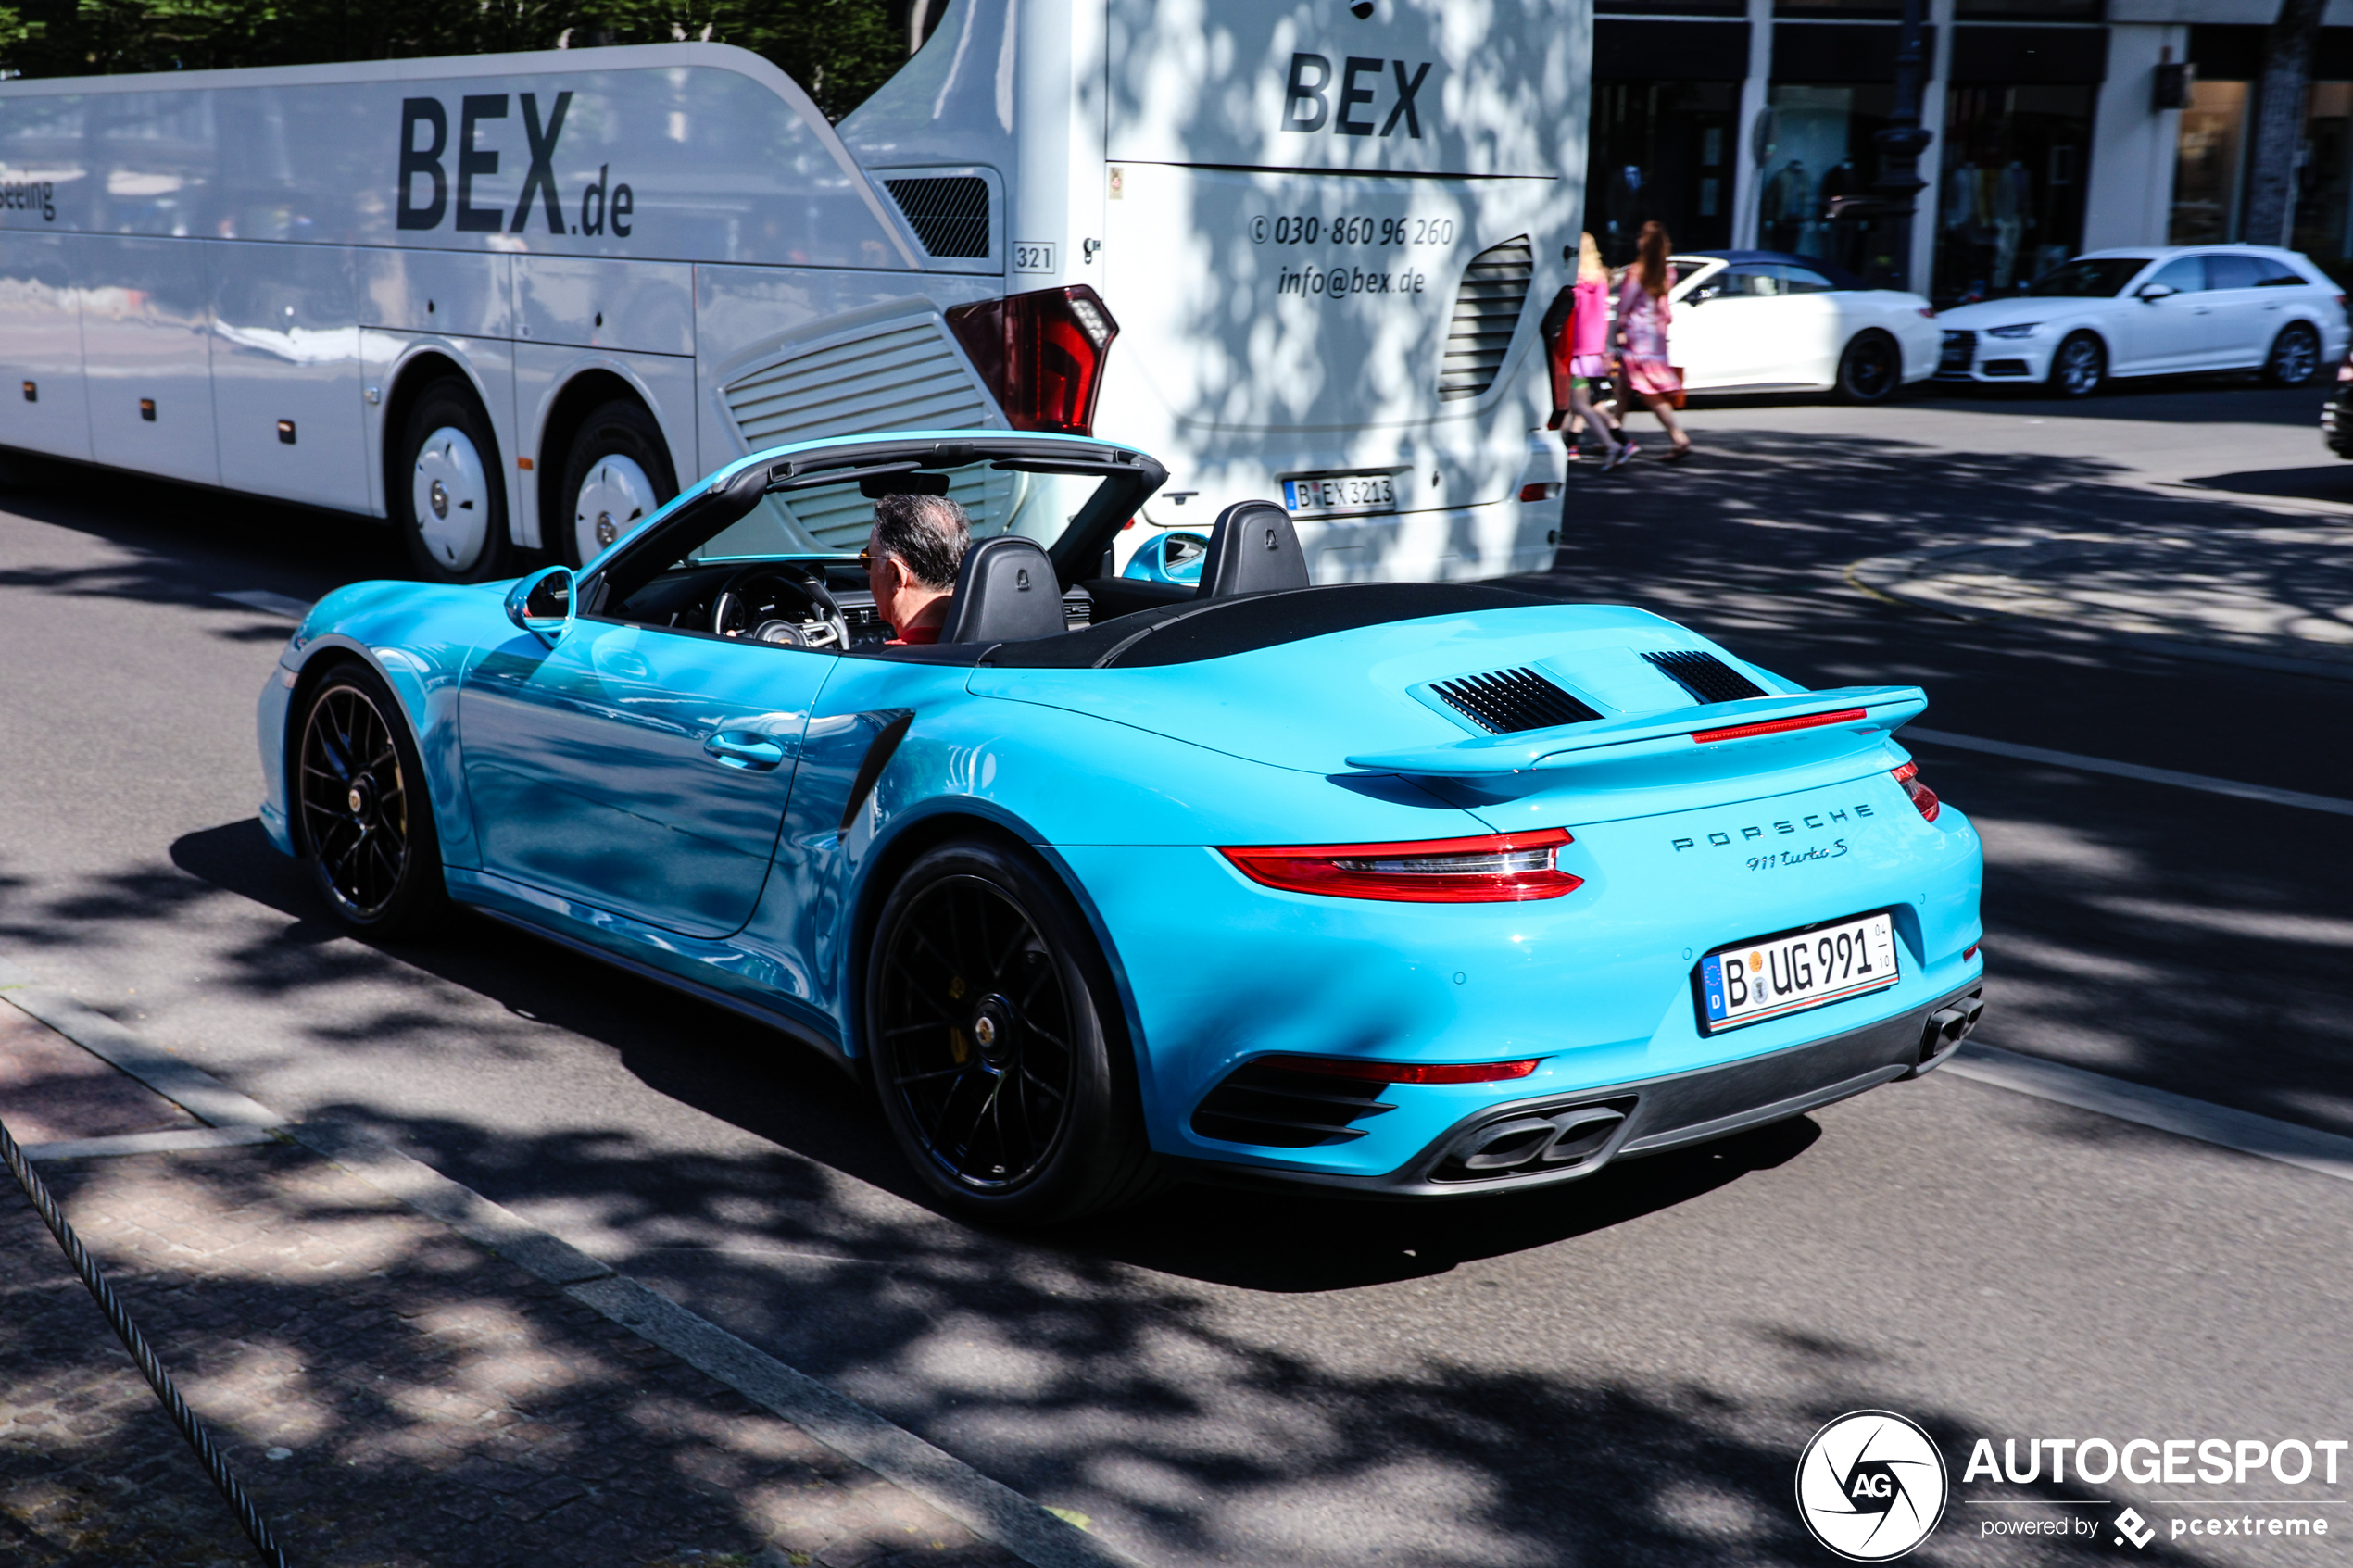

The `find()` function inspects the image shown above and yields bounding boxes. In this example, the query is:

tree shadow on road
[1,1123,2216,1568]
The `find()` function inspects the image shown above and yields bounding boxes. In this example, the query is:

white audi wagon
[1932,245,2347,397]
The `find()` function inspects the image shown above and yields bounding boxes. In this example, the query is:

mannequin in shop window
[1607,164,1643,252]
[1992,160,2032,290]
[1820,157,1860,211]
[1819,157,1865,271]
[1759,159,1809,255]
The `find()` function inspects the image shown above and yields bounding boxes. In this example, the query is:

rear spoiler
[1345,686,1925,777]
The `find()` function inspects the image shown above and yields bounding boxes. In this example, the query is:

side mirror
[2136,283,2177,303]
[506,565,575,647]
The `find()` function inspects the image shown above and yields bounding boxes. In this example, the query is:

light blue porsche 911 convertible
[258,429,1984,1223]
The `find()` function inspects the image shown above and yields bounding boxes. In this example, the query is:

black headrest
[1196,500,1310,597]
[936,534,1067,645]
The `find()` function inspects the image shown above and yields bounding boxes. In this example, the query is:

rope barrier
[0,1113,288,1567]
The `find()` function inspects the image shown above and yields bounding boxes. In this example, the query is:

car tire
[294,661,448,938]
[865,836,1166,1225]
[2265,321,2322,388]
[2047,332,2106,398]
[1833,330,1901,405]
[396,379,509,584]
[557,399,677,568]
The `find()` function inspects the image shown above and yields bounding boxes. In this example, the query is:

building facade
[1587,0,2353,303]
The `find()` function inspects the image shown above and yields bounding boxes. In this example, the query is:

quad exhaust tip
[1433,1100,1634,1183]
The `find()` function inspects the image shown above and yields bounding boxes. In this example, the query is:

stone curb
[0,959,280,1126]
[1846,546,2353,684]
[0,960,1141,1568]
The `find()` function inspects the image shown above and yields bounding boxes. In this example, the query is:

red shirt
[887,621,942,646]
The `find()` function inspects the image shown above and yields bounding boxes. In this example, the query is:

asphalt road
[3,379,2349,1566]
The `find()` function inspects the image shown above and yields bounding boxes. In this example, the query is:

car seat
[1196,501,1310,597]
[937,535,1069,643]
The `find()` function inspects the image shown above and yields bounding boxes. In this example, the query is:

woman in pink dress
[1616,220,1693,462]
[1564,232,1630,469]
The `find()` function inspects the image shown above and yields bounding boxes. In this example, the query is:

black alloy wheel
[866,838,1163,1224]
[2266,322,2322,388]
[1834,331,1901,405]
[2048,332,2106,398]
[296,665,447,935]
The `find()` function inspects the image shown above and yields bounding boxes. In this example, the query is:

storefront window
[1758,83,1891,274]
[1585,80,1738,264]
[2293,82,2353,284]
[1932,84,2093,303]
[2170,80,2247,245]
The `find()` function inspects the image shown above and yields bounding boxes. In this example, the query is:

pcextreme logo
[1796,1411,1949,1561]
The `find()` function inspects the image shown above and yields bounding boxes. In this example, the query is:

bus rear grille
[724,320,991,451]
[884,176,991,259]
[1437,235,1534,401]
[1432,668,1603,733]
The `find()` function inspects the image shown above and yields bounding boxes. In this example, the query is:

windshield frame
[583,435,1168,616]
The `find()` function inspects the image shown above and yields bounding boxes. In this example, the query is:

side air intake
[1431,668,1603,734]
[884,176,991,259]
[1190,1060,1397,1148]
[1644,650,1767,705]
[1438,235,1535,401]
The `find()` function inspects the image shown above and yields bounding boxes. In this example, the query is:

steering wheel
[710,564,851,650]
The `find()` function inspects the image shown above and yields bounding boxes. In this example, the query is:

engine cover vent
[884,176,990,259]
[1644,650,1767,705]
[1438,235,1534,401]
[1431,667,1603,734]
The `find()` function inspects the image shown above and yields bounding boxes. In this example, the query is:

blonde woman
[1616,220,1692,461]
[1564,232,1630,469]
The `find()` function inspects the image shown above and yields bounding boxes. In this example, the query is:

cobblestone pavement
[1,1015,1022,1568]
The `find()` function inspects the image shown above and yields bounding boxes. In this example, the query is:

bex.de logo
[1796,1411,1949,1560]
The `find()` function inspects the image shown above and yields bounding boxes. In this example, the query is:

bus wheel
[560,400,676,568]
[396,380,509,583]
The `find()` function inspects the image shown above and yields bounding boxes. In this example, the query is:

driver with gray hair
[864,493,971,645]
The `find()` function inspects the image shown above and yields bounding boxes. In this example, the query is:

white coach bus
[0,0,1586,583]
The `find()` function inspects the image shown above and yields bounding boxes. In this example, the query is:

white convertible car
[1664,250,1943,404]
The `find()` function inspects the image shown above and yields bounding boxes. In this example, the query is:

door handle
[703,731,786,771]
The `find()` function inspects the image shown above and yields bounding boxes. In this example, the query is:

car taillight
[946,284,1119,436]
[1256,1054,1542,1084]
[1222,827,1582,902]
[1893,760,1941,822]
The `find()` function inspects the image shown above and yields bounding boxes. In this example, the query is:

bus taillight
[947,285,1120,437]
